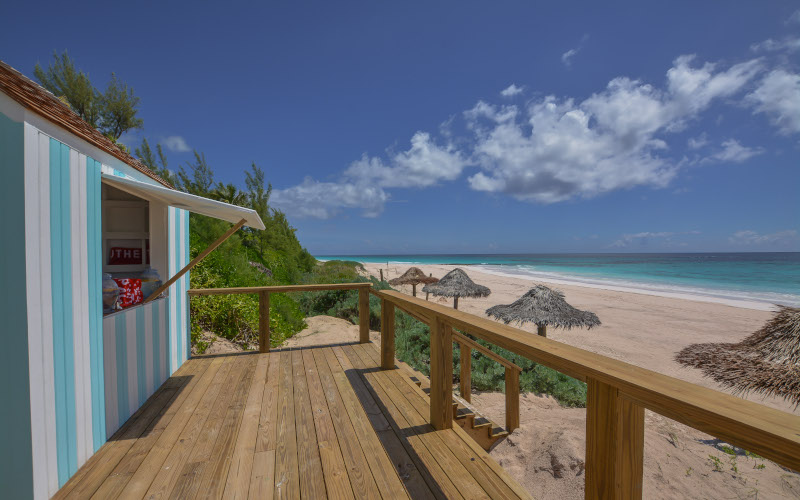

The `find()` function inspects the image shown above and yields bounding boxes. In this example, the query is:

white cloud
[707,139,764,163]
[163,135,191,152]
[729,229,799,246]
[750,37,800,53]
[465,55,762,203]
[500,84,523,97]
[561,48,580,67]
[687,133,708,149]
[786,10,800,25]
[343,132,466,188]
[610,230,700,248]
[745,69,800,135]
[270,177,388,219]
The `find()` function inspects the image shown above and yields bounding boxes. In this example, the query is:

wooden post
[585,378,645,500]
[537,325,547,337]
[453,296,459,310]
[379,269,384,281]
[259,291,270,353]
[412,283,417,297]
[380,299,395,370]
[429,316,453,430]
[359,288,370,344]
[459,342,471,403]
[505,368,520,431]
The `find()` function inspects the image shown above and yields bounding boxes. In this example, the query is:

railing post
[359,287,370,344]
[585,378,644,500]
[505,368,520,431]
[259,291,270,353]
[380,298,395,370]
[459,342,471,403]
[430,316,453,430]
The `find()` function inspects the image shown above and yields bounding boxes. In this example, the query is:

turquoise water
[316,253,800,307]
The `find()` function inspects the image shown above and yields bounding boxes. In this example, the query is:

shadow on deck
[53,340,530,499]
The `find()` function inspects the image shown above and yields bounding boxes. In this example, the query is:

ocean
[315,253,800,308]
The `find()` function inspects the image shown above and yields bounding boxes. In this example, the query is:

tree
[98,72,143,141]
[135,138,176,185]
[34,51,100,127]
[177,151,215,196]
[211,183,246,206]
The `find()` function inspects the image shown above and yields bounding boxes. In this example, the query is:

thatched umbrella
[485,285,600,337]
[675,306,800,407]
[388,267,439,297]
[422,268,490,309]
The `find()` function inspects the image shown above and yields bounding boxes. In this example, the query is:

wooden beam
[585,378,644,500]
[380,299,395,370]
[189,282,372,296]
[359,288,370,344]
[429,316,453,430]
[452,331,521,371]
[144,218,246,304]
[459,342,471,403]
[259,292,270,353]
[505,368,520,432]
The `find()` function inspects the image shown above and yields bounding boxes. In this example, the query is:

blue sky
[2,1,799,254]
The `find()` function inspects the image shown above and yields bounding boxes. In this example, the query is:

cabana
[0,60,263,499]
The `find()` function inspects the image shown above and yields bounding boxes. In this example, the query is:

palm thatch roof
[485,285,601,329]
[388,267,439,286]
[675,306,800,407]
[422,268,490,298]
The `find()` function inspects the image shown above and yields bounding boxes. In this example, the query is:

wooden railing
[188,283,372,352]
[370,288,800,500]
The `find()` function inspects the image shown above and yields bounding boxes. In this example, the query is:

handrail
[370,288,800,497]
[188,282,372,296]
[188,283,372,352]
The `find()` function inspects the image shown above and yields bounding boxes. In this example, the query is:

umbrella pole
[454,297,459,310]
[537,325,547,337]
[412,284,417,297]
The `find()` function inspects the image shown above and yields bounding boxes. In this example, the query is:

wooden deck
[54,341,530,499]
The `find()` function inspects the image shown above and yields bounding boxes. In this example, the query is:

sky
[2,1,799,255]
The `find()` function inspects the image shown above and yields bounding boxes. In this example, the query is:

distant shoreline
[318,254,799,310]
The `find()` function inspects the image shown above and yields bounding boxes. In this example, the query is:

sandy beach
[363,261,796,416]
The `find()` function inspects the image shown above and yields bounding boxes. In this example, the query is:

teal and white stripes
[102,299,170,436]
[19,125,193,498]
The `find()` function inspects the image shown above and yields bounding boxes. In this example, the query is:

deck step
[395,359,510,451]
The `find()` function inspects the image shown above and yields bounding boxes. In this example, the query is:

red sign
[109,247,143,265]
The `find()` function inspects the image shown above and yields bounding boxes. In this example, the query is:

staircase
[395,359,510,451]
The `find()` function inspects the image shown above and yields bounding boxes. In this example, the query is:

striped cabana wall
[102,207,190,436]
[4,117,193,499]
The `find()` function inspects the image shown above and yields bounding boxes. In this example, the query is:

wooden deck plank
[301,349,355,500]
[274,350,300,499]
[55,359,208,500]
[321,347,411,499]
[310,348,382,499]
[339,345,469,500]
[112,356,228,499]
[249,450,276,500]
[55,343,530,500]
[139,355,235,500]
[194,354,258,500]
[291,349,327,499]
[361,344,532,500]
[223,354,271,500]
[354,344,520,500]
[94,356,234,499]
[256,351,282,453]
[165,354,252,500]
